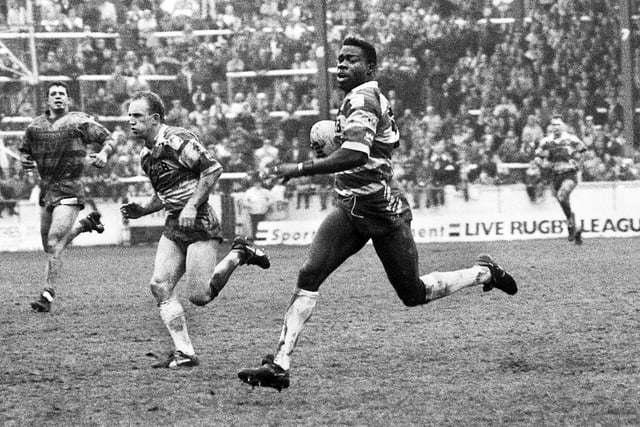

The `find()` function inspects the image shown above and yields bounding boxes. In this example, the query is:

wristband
[297,160,315,176]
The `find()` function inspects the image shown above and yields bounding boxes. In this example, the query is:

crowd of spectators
[2,0,640,209]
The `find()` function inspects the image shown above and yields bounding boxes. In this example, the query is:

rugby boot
[476,254,518,295]
[80,211,105,233]
[151,350,200,369]
[231,236,270,269]
[238,354,290,392]
[31,287,55,312]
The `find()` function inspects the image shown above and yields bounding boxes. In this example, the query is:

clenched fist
[120,202,146,219]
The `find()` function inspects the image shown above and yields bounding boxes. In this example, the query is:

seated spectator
[138,55,157,76]
[125,72,151,98]
[39,0,63,31]
[98,0,118,31]
[40,50,63,75]
[61,7,83,31]
[228,92,248,119]
[191,85,208,109]
[226,48,245,73]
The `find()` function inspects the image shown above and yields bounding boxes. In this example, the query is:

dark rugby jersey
[19,111,111,188]
[140,124,222,214]
[334,81,404,205]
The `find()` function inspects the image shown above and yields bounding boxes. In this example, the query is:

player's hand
[89,152,108,168]
[263,163,300,183]
[120,202,145,219]
[21,154,36,171]
[178,204,197,229]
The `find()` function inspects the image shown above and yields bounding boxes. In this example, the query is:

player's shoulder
[58,111,95,126]
[562,132,582,142]
[161,125,200,149]
[26,114,50,128]
[344,82,381,113]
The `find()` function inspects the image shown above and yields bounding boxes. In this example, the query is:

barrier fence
[3,181,640,251]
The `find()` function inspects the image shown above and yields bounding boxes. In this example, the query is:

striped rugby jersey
[537,132,585,174]
[140,124,222,214]
[19,111,111,188]
[334,81,400,199]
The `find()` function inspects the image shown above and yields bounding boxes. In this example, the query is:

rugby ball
[310,120,340,158]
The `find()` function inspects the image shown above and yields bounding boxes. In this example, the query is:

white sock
[421,265,491,302]
[159,297,195,356]
[273,288,318,371]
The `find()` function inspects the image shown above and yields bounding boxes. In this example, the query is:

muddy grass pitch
[2,238,639,425]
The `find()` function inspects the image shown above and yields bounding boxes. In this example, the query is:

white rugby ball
[310,120,340,158]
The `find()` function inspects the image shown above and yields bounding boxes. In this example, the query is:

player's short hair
[131,91,165,121]
[46,81,69,96]
[551,113,564,122]
[343,36,377,68]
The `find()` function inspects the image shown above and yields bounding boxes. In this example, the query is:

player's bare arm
[89,137,117,168]
[268,146,368,181]
[179,168,222,228]
[120,193,164,219]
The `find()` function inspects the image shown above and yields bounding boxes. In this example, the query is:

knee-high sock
[45,255,62,289]
[560,201,572,221]
[43,222,86,290]
[159,297,195,356]
[421,265,491,302]
[273,288,318,371]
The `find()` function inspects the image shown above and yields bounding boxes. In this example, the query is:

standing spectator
[6,0,27,28]
[241,176,272,240]
[137,9,158,47]
[20,81,115,313]
[520,114,544,155]
[165,99,190,127]
[175,62,195,107]
[107,64,130,105]
[254,139,279,171]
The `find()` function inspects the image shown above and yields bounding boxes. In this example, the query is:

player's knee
[188,294,209,306]
[398,292,426,307]
[46,234,64,253]
[396,283,428,307]
[187,284,210,306]
[149,279,172,303]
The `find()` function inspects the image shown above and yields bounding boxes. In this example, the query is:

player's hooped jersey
[537,132,585,174]
[140,124,222,214]
[20,111,110,187]
[334,81,400,199]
